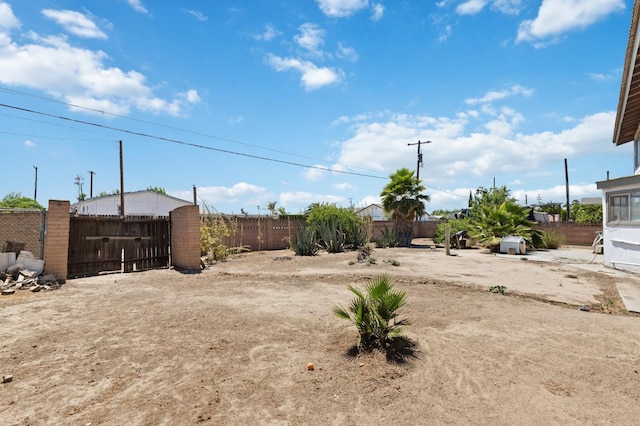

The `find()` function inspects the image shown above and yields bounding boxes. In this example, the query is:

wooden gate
[68,216,170,278]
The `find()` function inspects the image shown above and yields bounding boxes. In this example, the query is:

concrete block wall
[535,223,602,246]
[170,205,201,271]
[0,209,44,256]
[43,200,70,281]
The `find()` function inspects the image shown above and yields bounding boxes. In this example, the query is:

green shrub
[333,274,410,351]
[542,230,565,249]
[433,218,469,244]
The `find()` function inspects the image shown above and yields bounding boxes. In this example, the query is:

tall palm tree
[380,168,430,247]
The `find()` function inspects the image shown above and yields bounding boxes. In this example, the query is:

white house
[355,204,386,221]
[596,0,640,272]
[72,190,193,217]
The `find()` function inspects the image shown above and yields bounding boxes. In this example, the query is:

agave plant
[290,224,319,256]
[333,274,410,350]
[318,219,346,253]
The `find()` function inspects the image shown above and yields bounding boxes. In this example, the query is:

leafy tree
[0,193,43,209]
[97,190,120,197]
[147,186,166,194]
[433,217,470,244]
[569,201,602,223]
[333,274,410,351]
[469,186,514,217]
[77,193,86,202]
[266,201,277,215]
[380,168,430,247]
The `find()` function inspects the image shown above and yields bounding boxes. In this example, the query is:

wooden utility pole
[33,165,37,201]
[119,141,125,217]
[88,170,96,198]
[407,140,431,180]
[564,158,571,222]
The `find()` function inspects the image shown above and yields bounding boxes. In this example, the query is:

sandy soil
[1,243,640,425]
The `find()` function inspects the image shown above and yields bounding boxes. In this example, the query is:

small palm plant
[333,274,410,351]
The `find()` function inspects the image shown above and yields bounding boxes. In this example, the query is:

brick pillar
[170,205,201,271]
[43,200,70,282]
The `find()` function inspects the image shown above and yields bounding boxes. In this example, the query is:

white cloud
[512,183,599,206]
[316,0,369,18]
[42,9,107,39]
[333,109,615,188]
[336,42,358,62]
[0,2,20,31]
[438,25,452,42]
[371,3,385,21]
[266,54,343,90]
[333,182,355,190]
[228,115,244,125]
[280,191,345,207]
[127,0,148,14]
[455,0,523,16]
[465,85,533,105]
[492,0,523,15]
[24,139,35,148]
[516,0,625,44]
[190,183,267,206]
[0,14,198,116]
[356,195,381,208]
[294,23,326,57]
[253,24,279,41]
[456,0,488,15]
[304,165,330,181]
[185,9,207,22]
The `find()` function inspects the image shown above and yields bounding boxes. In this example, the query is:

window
[608,192,640,223]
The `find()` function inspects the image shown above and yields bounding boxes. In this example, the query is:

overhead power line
[0,85,382,175]
[0,102,387,180]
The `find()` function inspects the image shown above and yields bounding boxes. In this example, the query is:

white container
[500,236,526,255]
[0,252,16,272]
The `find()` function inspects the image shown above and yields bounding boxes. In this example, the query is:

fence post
[43,200,71,281]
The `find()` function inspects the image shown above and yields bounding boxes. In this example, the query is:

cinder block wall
[171,205,201,271]
[0,209,44,256]
[535,223,602,246]
[43,200,70,281]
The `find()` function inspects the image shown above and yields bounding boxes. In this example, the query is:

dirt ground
[2,242,640,425]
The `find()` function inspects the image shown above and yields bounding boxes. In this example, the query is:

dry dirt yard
[1,243,640,425]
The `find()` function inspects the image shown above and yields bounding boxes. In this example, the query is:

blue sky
[0,0,634,214]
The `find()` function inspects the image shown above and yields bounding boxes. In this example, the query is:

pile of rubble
[0,250,61,296]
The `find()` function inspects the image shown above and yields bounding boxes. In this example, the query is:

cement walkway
[505,247,640,313]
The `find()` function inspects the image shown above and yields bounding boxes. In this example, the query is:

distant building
[72,190,192,217]
[580,197,601,205]
[355,204,385,221]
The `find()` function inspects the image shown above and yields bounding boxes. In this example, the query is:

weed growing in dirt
[200,203,239,263]
[488,285,507,295]
[385,259,400,267]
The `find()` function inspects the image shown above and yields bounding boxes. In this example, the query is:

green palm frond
[332,274,411,351]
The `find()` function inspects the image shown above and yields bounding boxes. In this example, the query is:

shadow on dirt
[345,336,419,365]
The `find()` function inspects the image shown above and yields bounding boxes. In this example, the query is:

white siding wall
[602,186,640,273]
[74,192,190,216]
